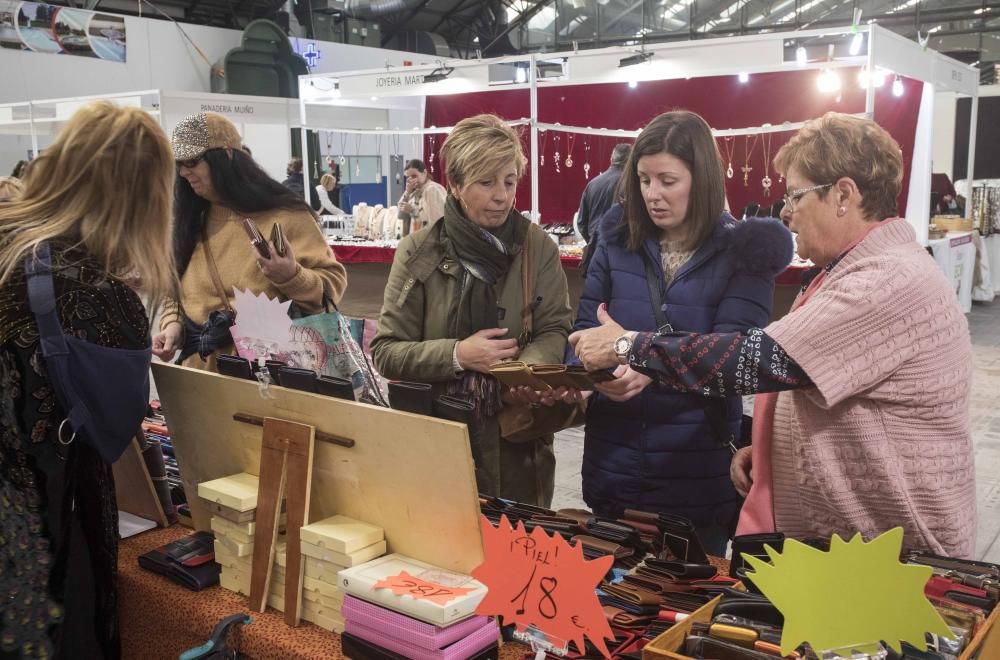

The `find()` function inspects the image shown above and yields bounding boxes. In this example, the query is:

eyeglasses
[783,183,833,212]
[175,156,203,170]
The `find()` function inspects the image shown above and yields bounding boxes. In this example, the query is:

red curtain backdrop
[424,69,922,224]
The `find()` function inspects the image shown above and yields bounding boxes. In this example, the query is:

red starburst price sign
[471,515,615,658]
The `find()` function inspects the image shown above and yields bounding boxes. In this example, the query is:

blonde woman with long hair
[0,102,175,658]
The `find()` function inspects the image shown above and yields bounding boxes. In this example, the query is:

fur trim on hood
[599,204,794,278]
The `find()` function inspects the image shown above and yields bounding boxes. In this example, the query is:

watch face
[614,336,631,354]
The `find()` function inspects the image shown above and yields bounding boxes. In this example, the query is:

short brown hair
[440,114,526,190]
[774,112,903,221]
[620,111,724,252]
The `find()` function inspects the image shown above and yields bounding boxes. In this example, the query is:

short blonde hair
[774,112,903,221]
[440,114,526,189]
[320,173,336,188]
[0,176,23,201]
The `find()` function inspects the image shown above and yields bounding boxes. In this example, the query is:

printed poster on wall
[0,1,126,62]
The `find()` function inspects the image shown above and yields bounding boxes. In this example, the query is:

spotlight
[515,67,527,83]
[892,75,904,97]
[738,72,749,83]
[858,67,887,89]
[422,65,454,83]
[628,80,638,89]
[849,32,864,56]
[796,45,807,65]
[817,69,841,93]
[619,51,653,68]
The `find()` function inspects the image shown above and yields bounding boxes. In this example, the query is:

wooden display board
[151,363,484,573]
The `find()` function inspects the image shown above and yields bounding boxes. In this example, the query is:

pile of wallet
[217,355,356,401]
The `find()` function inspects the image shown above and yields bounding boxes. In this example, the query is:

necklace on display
[374,135,383,184]
[325,132,334,166]
[539,129,548,168]
[760,132,773,197]
[564,133,576,168]
[721,136,735,179]
[742,133,759,188]
[339,133,348,165]
[428,134,436,174]
[583,140,591,179]
[553,134,561,174]
[354,134,363,178]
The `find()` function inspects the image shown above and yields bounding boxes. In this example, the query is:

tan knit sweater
[160,205,348,371]
[765,218,976,557]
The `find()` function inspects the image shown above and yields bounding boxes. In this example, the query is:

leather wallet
[572,535,633,560]
[276,366,319,393]
[729,532,785,578]
[658,591,714,613]
[316,375,355,401]
[387,380,434,415]
[137,531,220,591]
[602,605,653,630]
[600,583,660,606]
[556,508,595,527]
[217,354,253,380]
[714,591,785,627]
[657,513,708,563]
[684,635,777,660]
[643,559,718,581]
[490,361,616,391]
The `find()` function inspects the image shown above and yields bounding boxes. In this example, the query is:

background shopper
[397,158,447,236]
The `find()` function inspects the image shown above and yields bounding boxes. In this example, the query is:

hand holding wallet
[489,361,617,391]
[241,218,270,259]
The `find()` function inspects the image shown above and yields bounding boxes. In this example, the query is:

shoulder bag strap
[639,246,735,448]
[517,227,534,350]
[201,225,235,314]
[639,248,671,332]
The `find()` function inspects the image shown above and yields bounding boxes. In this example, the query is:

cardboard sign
[373,570,476,607]
[742,527,953,656]
[472,515,615,658]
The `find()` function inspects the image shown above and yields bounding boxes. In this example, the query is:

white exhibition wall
[933,84,1000,181]
[0,13,427,175]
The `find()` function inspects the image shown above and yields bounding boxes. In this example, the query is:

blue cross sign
[302,43,321,68]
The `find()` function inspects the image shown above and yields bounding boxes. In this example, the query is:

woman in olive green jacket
[371,115,573,507]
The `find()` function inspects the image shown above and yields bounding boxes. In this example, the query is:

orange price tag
[472,515,615,658]
[373,571,476,607]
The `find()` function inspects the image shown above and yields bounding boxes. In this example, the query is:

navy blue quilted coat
[569,205,794,527]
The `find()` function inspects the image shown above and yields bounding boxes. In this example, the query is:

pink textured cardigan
[760,218,977,558]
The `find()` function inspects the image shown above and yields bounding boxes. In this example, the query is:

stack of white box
[198,473,386,633]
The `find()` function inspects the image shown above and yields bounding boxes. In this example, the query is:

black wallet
[276,366,319,393]
[316,375,355,401]
[729,532,785,578]
[138,531,220,591]
[657,513,708,563]
[217,354,253,380]
[387,380,434,415]
[684,635,776,660]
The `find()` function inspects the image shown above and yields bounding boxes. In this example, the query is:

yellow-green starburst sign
[742,527,953,656]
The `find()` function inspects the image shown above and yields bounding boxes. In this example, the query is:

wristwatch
[613,333,634,365]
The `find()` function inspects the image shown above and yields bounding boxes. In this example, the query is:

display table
[119,525,526,660]
[928,231,976,313]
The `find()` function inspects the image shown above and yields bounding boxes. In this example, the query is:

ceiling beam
[483,0,556,53]
[382,0,437,41]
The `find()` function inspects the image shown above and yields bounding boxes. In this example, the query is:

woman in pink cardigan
[569,112,977,558]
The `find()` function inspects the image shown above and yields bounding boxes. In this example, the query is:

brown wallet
[572,535,634,560]
[601,582,661,606]
[490,362,615,391]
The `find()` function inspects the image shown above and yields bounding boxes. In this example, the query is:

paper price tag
[373,570,475,607]
[472,515,614,658]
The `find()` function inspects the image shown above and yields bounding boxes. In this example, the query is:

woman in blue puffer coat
[567,111,794,555]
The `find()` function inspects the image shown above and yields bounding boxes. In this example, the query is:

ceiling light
[796,45,807,65]
[858,67,887,89]
[849,32,863,56]
[817,69,841,93]
[422,65,454,83]
[738,72,749,83]
[892,75,904,97]
[619,51,653,68]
